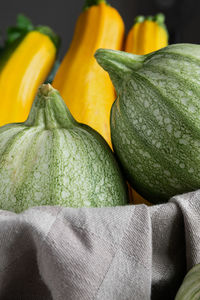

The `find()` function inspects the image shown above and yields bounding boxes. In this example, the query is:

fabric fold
[0,190,200,300]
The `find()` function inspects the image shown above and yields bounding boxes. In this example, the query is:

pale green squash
[0,84,128,213]
[95,44,200,203]
[175,264,200,300]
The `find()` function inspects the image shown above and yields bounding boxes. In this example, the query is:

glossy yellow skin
[53,3,125,147]
[125,20,168,55]
[0,31,56,126]
[126,17,168,205]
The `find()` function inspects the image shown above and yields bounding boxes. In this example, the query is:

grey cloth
[0,190,200,300]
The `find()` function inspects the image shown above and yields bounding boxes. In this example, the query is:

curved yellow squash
[126,14,168,205]
[53,1,125,147]
[0,31,57,126]
[125,13,168,55]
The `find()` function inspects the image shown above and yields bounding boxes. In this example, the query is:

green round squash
[95,44,200,203]
[175,264,200,300]
[0,84,128,213]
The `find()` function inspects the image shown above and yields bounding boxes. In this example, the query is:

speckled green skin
[95,44,200,203]
[0,84,128,213]
[175,264,200,300]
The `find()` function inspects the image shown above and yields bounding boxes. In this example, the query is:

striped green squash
[0,84,128,213]
[95,44,200,203]
[175,264,200,300]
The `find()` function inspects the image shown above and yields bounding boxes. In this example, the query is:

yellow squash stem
[0,25,58,126]
[126,14,168,205]
[125,13,168,55]
[53,0,125,147]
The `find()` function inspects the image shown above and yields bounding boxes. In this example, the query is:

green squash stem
[25,84,77,129]
[83,0,108,11]
[95,48,145,92]
[35,26,60,49]
[134,13,168,34]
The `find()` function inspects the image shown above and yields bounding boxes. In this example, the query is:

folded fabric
[0,190,200,300]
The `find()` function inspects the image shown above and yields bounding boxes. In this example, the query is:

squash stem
[40,83,52,96]
[134,13,168,35]
[25,84,77,129]
[95,48,145,94]
[95,48,145,75]
[134,13,165,25]
[83,0,107,10]
[36,26,60,49]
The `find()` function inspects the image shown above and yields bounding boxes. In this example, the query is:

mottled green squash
[175,264,200,300]
[0,84,128,213]
[95,44,200,203]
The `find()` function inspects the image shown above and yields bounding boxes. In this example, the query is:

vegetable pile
[1,1,200,297]
[0,0,199,212]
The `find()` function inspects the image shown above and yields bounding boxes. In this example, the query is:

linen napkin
[0,189,200,300]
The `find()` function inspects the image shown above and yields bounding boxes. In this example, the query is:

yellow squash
[0,15,59,126]
[125,13,168,205]
[53,0,125,147]
[125,13,168,55]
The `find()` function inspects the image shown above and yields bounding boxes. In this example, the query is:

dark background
[1,0,200,58]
